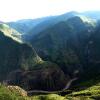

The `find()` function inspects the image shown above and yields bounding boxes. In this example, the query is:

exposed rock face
[6,62,70,91]
[7,85,27,96]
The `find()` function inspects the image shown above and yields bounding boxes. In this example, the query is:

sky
[0,0,100,22]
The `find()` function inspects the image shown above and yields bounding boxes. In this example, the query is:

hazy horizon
[0,0,100,22]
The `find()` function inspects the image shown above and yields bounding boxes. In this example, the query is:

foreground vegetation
[0,76,100,100]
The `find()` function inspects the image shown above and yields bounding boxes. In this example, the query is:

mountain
[6,11,79,41]
[7,62,69,91]
[0,23,22,42]
[0,29,43,81]
[7,17,53,35]
[7,11,100,41]
[24,11,79,41]
[4,13,99,89]
[0,23,43,84]
[0,24,75,91]
[24,11,100,42]
[0,11,100,99]
[82,11,100,20]
[28,16,98,79]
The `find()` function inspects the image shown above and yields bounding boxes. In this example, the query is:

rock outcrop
[7,85,27,96]
[5,61,71,91]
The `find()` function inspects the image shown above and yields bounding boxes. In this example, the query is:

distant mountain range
[7,17,54,34]
[7,11,100,41]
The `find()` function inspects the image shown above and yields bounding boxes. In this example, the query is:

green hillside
[29,16,97,77]
[0,28,42,80]
[0,24,70,92]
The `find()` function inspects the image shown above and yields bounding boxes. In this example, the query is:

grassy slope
[31,77,100,100]
[0,84,65,100]
[66,76,100,100]
[0,84,25,100]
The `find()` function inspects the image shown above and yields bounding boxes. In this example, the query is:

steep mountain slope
[0,24,75,91]
[84,23,100,78]
[0,23,22,42]
[0,30,42,81]
[28,16,97,78]
[7,62,69,91]
[90,24,100,62]
[7,11,100,41]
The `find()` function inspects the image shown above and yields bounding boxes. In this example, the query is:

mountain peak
[67,15,96,27]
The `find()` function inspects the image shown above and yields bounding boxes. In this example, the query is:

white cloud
[0,0,99,22]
